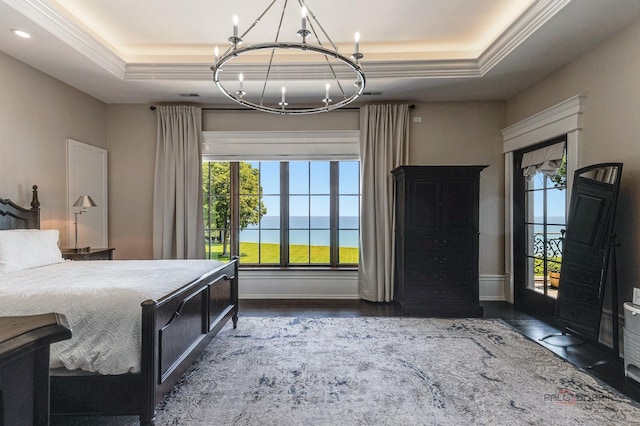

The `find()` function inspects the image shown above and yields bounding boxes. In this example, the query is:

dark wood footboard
[140,257,239,425]
[50,257,239,425]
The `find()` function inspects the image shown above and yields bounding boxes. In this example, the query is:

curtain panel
[358,104,410,302]
[153,105,205,259]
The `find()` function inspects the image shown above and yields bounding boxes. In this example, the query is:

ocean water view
[241,216,359,247]
[530,216,566,232]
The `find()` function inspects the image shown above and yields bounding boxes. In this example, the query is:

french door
[513,136,567,320]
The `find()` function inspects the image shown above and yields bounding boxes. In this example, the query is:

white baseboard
[479,275,507,301]
[239,269,359,299]
[238,270,507,301]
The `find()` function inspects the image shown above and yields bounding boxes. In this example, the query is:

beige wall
[106,105,157,259]
[107,103,506,280]
[105,107,360,260]
[0,51,106,245]
[409,102,506,275]
[506,19,640,305]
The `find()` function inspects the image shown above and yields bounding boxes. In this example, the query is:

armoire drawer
[407,268,473,301]
[407,234,469,251]
[407,280,473,302]
[408,268,473,285]
[413,250,472,269]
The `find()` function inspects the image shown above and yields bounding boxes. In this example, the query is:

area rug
[53,316,640,425]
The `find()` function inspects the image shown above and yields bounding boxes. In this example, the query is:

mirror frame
[554,163,623,342]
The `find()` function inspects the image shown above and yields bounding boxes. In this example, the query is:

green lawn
[206,242,358,265]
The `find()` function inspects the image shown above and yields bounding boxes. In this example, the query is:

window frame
[202,130,360,270]
[204,159,360,269]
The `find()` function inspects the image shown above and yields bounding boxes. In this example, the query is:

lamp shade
[73,195,97,208]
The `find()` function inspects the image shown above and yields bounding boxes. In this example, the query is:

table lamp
[73,195,97,250]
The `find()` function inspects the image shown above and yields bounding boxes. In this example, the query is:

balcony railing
[531,230,564,274]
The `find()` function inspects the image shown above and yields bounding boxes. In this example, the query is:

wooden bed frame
[1,186,239,425]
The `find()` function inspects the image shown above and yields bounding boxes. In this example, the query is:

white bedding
[0,259,224,375]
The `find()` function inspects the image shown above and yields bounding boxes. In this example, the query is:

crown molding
[125,58,484,81]
[360,59,482,78]
[479,0,572,74]
[6,0,571,83]
[4,0,126,78]
[124,63,212,81]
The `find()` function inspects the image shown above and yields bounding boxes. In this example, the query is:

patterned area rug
[53,316,640,425]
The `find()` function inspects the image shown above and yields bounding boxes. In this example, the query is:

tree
[203,162,266,257]
[550,154,567,188]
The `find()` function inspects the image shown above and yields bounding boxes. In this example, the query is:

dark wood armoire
[392,165,487,317]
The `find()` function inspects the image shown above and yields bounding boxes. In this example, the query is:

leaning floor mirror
[554,163,623,347]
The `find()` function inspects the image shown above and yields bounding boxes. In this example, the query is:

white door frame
[501,95,585,303]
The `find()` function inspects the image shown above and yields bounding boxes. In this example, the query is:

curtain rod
[149,105,415,111]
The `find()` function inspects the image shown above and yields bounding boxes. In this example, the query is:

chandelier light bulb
[354,32,360,54]
[323,82,332,106]
[301,7,307,31]
[239,73,244,91]
[281,86,286,103]
[232,15,239,38]
[214,46,219,62]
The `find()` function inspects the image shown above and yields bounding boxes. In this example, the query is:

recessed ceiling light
[11,29,31,39]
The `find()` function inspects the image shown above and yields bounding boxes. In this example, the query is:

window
[518,140,567,299]
[203,160,360,267]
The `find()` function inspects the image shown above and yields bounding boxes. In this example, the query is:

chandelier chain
[243,0,278,41]
[260,48,278,106]
[323,53,346,99]
[274,0,287,43]
[299,0,339,52]
[300,4,346,98]
[259,0,288,105]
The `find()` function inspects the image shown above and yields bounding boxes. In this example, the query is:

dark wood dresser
[392,165,487,317]
[0,313,71,426]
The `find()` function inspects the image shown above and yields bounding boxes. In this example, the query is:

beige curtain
[358,104,410,302]
[153,105,205,259]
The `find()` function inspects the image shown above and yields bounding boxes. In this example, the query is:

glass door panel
[523,150,566,299]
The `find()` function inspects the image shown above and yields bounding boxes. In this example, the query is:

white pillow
[0,229,64,273]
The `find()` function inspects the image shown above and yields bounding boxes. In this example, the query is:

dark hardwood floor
[239,299,640,403]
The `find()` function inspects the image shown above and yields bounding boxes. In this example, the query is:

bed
[0,185,239,425]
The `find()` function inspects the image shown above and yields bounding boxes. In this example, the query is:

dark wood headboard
[0,185,41,230]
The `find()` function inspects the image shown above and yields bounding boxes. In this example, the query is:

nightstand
[61,247,115,260]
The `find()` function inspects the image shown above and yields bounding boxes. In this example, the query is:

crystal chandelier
[211,0,365,115]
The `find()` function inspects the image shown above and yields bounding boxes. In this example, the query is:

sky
[528,173,567,223]
[248,160,360,217]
